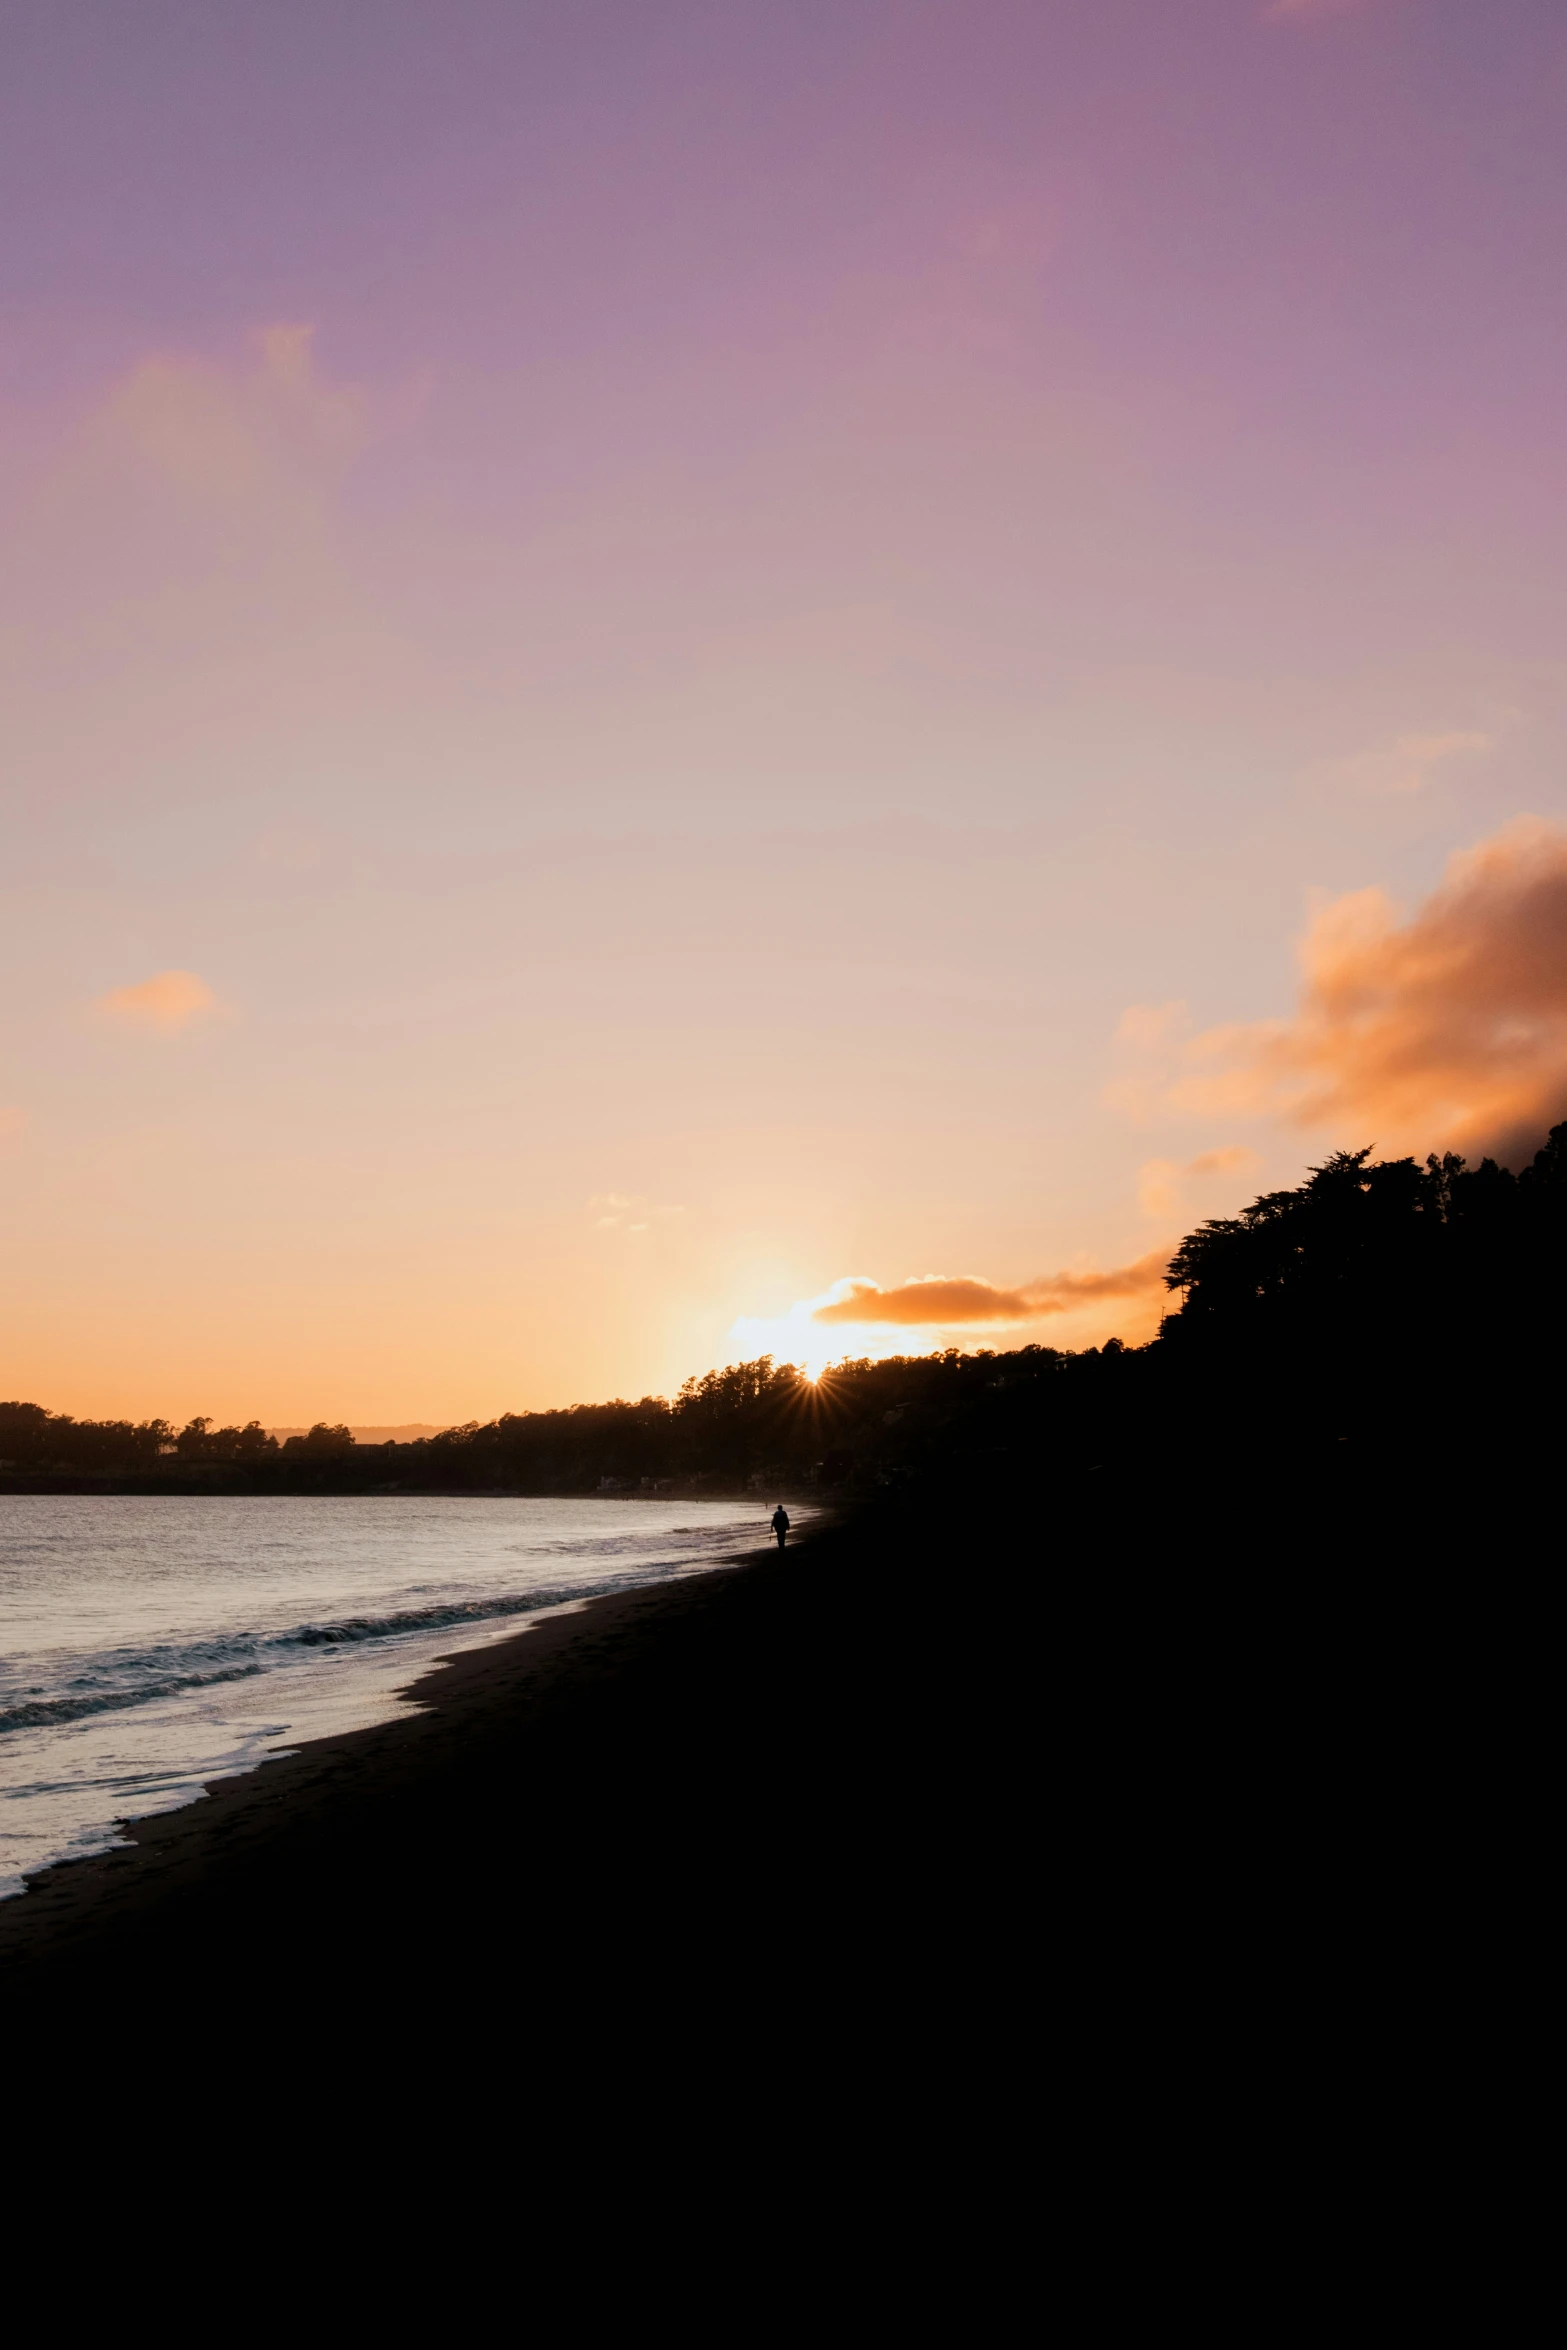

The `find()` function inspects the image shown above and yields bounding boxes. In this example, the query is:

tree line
[6,1121,1566,1498]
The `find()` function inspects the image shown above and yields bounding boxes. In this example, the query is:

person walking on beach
[771,1504,790,1551]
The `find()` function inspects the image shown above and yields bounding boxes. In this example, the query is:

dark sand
[7,1475,1519,2238]
[3,1512,1028,2048]
[0,1484,1359,2036]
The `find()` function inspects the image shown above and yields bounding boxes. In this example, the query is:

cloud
[811,1253,1172,1328]
[0,327,387,825]
[1188,1146,1261,1177]
[1137,1146,1260,1221]
[1117,1001,1187,1052]
[1327,731,1491,798]
[590,1192,683,1233]
[1169,818,1567,1161]
[0,1105,27,1145]
[78,324,367,506]
[729,1251,1175,1377]
[97,969,217,1031]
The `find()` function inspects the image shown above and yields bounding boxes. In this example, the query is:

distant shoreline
[0,1474,808,1500]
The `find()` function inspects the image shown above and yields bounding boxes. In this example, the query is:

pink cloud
[80,324,367,502]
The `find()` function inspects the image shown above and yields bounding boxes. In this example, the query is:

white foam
[0,1495,791,1898]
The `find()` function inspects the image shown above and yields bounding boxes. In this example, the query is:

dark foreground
[4,1473,1545,2233]
[5,1510,1029,2038]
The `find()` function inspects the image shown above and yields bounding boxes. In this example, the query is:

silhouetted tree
[8,1121,1567,1500]
[281,1423,356,1459]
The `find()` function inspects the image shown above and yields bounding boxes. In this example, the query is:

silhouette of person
[771,1504,790,1551]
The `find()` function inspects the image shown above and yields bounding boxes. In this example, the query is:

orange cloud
[1137,1146,1260,1220]
[811,1252,1172,1328]
[97,969,217,1031]
[1188,1146,1260,1178]
[1171,819,1567,1161]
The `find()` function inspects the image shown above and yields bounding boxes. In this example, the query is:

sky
[5,0,1567,1420]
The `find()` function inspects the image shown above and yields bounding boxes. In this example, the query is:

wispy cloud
[1166,818,1567,1161]
[1325,730,1491,797]
[590,1192,683,1234]
[78,323,367,504]
[96,969,217,1031]
[1104,999,1190,1122]
[1137,1146,1260,1221]
[0,1105,27,1145]
[1,326,388,830]
[810,1253,1172,1328]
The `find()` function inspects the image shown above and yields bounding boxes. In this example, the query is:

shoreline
[2,1492,790,1907]
[4,1490,1053,2083]
[3,1526,871,2003]
[8,1478,1458,2105]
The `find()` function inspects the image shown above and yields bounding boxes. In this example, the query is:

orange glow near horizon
[6,7,1567,1421]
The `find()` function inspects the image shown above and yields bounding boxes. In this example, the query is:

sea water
[0,1493,776,1900]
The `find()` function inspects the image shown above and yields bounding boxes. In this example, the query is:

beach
[0,1490,776,1895]
[5,1466,1525,2208]
[0,1472,1337,2025]
[2,1512,967,2030]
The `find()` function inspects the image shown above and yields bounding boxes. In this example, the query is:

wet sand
[2,1513,1001,2037]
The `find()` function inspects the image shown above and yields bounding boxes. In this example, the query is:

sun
[727,1292,911,1386]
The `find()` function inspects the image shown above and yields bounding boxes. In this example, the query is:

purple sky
[5,0,1567,1416]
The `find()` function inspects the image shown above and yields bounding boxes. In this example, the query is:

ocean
[0,1492,776,1899]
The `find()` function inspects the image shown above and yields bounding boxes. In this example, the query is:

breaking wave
[0,1493,783,1899]
[0,1663,263,1734]
[284,1564,694,1647]
[0,1527,757,1738]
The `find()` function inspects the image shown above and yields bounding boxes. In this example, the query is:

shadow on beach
[4,1456,1541,2068]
